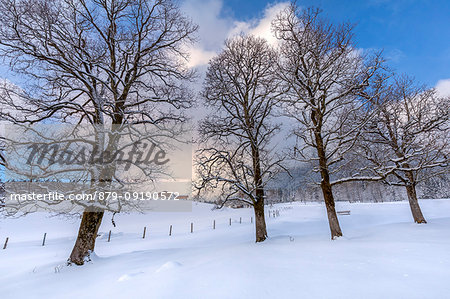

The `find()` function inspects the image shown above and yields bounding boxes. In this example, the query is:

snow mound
[155,261,183,273]
[117,271,145,282]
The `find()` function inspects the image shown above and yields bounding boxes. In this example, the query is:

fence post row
[4,210,283,249]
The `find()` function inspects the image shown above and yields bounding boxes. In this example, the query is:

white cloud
[235,2,289,45]
[182,0,289,68]
[385,48,405,63]
[182,0,233,51]
[186,47,217,68]
[435,78,450,97]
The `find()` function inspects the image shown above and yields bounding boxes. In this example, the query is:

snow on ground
[1,199,450,299]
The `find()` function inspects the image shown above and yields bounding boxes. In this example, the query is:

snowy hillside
[1,199,450,298]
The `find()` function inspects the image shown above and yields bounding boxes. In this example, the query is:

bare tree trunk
[254,198,267,242]
[69,210,104,265]
[405,184,427,224]
[315,131,343,239]
[252,142,268,242]
[403,168,427,224]
[321,175,343,239]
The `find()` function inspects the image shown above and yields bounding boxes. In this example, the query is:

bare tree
[196,35,284,242]
[272,5,384,239]
[0,0,196,265]
[358,75,449,223]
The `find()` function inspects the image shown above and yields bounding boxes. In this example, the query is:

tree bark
[69,210,104,265]
[254,198,267,242]
[405,184,427,224]
[403,169,427,224]
[249,133,268,242]
[321,176,343,239]
[314,127,343,239]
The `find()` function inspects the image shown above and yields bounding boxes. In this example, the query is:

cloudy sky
[181,0,450,95]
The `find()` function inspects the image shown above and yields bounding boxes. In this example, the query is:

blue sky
[183,0,449,90]
[226,0,450,86]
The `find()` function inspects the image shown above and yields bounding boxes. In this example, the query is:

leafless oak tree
[272,5,384,239]
[0,0,196,265]
[358,75,449,223]
[196,35,284,242]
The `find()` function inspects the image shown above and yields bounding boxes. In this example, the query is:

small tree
[359,75,449,223]
[272,5,384,238]
[196,35,284,242]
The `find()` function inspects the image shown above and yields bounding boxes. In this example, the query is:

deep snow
[1,199,450,299]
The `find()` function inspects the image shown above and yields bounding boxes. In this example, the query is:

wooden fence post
[213,220,215,230]
[3,237,8,250]
[107,230,111,242]
[229,218,231,226]
[239,217,242,224]
[42,233,47,246]
[143,227,146,239]
[190,222,193,233]
[169,225,172,236]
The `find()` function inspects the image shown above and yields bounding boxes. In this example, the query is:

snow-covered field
[1,199,450,299]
